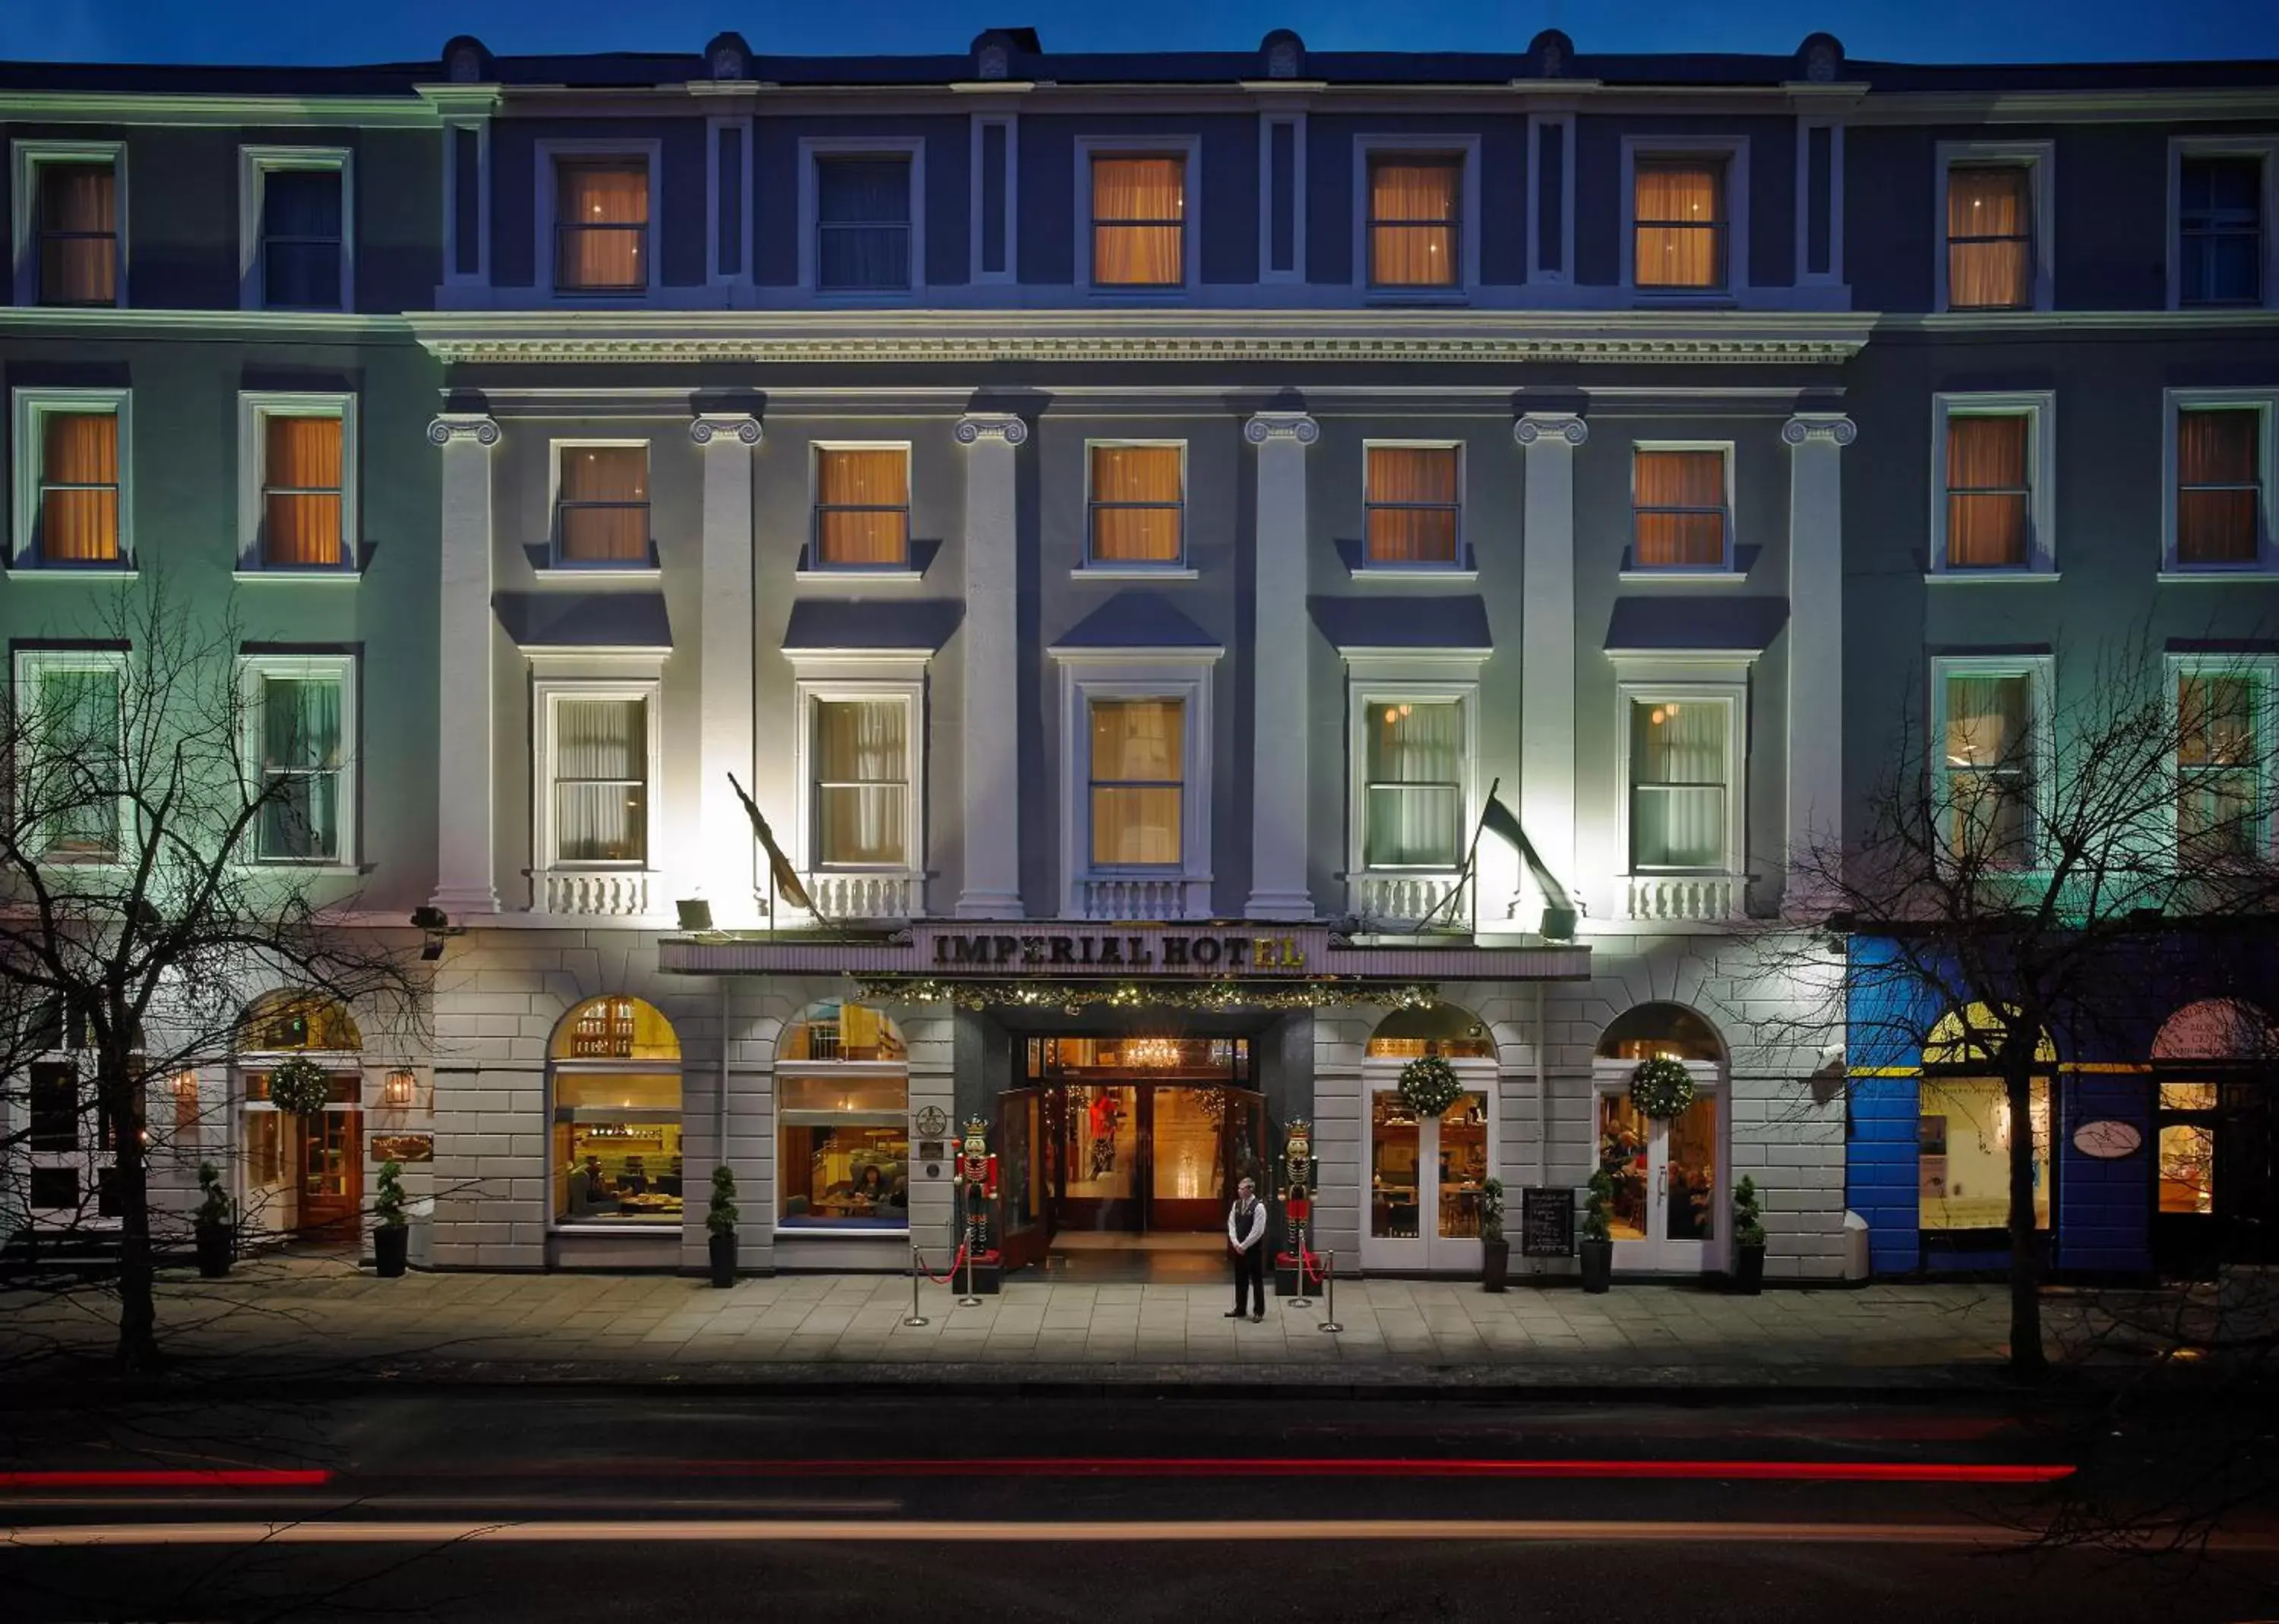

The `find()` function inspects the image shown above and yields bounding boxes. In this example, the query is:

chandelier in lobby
[1123,1037,1184,1068]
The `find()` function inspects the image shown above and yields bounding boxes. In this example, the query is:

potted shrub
[1579,1169,1615,1294]
[706,1164,739,1288]
[1478,1177,1509,1293]
[372,1159,410,1278]
[193,1161,235,1279]
[1731,1174,1767,1295]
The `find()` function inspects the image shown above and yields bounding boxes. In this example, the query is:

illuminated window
[1946,165,2032,310]
[777,1074,909,1231]
[1090,155,1186,289]
[1633,160,1726,290]
[1933,662,2047,867]
[1089,698,1184,867]
[812,447,910,568]
[1367,155,1460,289]
[1087,444,1184,565]
[553,157,648,293]
[551,997,682,1227]
[1363,445,1461,566]
[555,445,650,565]
[1633,449,1729,569]
[1918,1077,2050,1232]
[1362,699,1463,869]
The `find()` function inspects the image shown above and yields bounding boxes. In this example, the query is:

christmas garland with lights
[265,1054,334,1116]
[1628,1057,1697,1120]
[852,977,1441,1015]
[1397,1054,1465,1118]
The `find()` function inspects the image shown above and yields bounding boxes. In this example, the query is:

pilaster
[954,413,1028,918]
[427,414,501,915]
[692,414,763,924]
[1244,411,1319,919]
[1516,412,1587,918]
[1782,412,1856,908]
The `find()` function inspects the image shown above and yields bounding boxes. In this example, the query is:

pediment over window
[782,599,961,657]
[495,592,671,652]
[1049,591,1221,657]
[1604,596,1786,659]
[1312,594,1490,657]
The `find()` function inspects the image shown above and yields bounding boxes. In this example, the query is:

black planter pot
[708,1229,738,1288]
[1481,1237,1510,1294]
[374,1224,409,1278]
[194,1222,233,1280]
[1732,1242,1765,1295]
[1579,1237,1614,1294]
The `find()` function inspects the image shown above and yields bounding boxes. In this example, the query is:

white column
[1782,413,1856,905]
[1515,412,1586,918]
[954,413,1027,918]
[1244,411,1318,920]
[427,413,501,915]
[692,414,763,925]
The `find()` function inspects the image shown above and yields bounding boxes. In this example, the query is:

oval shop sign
[2070,1120,2144,1160]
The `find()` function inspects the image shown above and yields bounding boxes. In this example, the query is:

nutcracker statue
[951,1115,1000,1265]
[1282,1118,1321,1298]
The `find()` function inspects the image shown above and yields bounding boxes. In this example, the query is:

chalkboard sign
[1520,1186,1575,1258]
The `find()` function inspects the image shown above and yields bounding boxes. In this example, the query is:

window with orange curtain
[1633,161,1725,290]
[814,447,911,567]
[1367,156,1460,288]
[555,447,650,564]
[1633,450,1727,567]
[554,159,648,293]
[36,162,115,307]
[2178,408,2262,566]
[1364,446,1461,565]
[37,412,120,564]
[1089,698,1184,867]
[1945,415,2031,568]
[262,415,344,568]
[1088,444,1184,564]
[1946,166,2032,310]
[1091,156,1185,288]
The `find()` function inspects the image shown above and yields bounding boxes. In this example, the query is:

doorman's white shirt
[1228,1196,1267,1252]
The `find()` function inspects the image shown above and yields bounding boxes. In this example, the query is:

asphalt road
[3,1389,2275,1622]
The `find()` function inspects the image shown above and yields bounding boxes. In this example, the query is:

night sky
[10,0,2279,68]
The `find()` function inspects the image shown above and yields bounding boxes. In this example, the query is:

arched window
[779,1000,906,1063]
[551,997,683,1230]
[1920,1002,2054,1236]
[240,990,362,1053]
[1595,1001,1723,1063]
[2151,999,2275,1221]
[1365,1003,1495,1061]
[777,1000,908,1234]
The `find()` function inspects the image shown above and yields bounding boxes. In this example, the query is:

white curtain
[1630,701,1725,869]
[554,698,646,864]
[1089,700,1184,867]
[1364,700,1462,867]
[814,700,908,866]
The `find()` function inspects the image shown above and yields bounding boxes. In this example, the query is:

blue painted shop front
[1843,936,2274,1281]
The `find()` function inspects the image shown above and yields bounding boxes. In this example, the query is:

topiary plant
[707,1164,740,1237]
[1478,1176,1506,1244]
[374,1160,408,1230]
[194,1161,232,1229]
[1732,1174,1767,1248]
[1582,1168,1615,1244]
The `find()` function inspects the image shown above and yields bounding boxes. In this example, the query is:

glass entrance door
[1364,1079,1491,1273]
[1596,1085,1721,1273]
[298,1107,364,1243]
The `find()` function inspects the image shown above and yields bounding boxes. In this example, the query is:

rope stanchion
[918,1242,970,1286]
[1288,1241,1315,1310]
[1317,1250,1342,1335]
[903,1248,931,1327]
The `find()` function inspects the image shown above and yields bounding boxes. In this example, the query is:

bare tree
[1750,629,2279,1379]
[0,577,422,1372]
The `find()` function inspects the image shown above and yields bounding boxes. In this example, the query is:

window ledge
[5,567,137,580]
[792,568,925,584]
[1617,569,1749,585]
[1923,570,2061,583]
[1628,292,1739,308]
[1347,566,1481,582]
[232,569,362,583]
[776,1226,912,1239]
[2158,568,2279,583]
[233,863,365,877]
[1362,291,1470,306]
[1087,288,1194,301]
[533,567,662,583]
[549,1223,681,1236]
[1073,566,1198,581]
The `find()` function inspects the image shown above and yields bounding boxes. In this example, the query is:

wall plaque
[2071,1120,2143,1160]
[370,1133,435,1164]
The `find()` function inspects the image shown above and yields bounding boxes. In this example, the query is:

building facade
[2,29,2274,1284]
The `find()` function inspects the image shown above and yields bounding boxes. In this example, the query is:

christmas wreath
[1398,1054,1465,1118]
[1628,1057,1696,1120]
[266,1054,334,1116]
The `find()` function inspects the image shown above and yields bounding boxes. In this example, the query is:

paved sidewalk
[1,1254,2038,1390]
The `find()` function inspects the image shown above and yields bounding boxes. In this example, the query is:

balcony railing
[805,871,921,923]
[1621,873,1742,922]
[539,868,653,918]
[1075,876,1203,921]
[1353,871,1467,929]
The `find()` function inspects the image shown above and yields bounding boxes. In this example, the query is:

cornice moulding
[412,311,1874,366]
[0,90,442,126]
[0,308,409,338]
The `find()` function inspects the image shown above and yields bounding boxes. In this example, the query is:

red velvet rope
[918,1242,970,1284]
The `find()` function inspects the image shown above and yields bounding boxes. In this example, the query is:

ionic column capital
[1782,413,1858,447]
[690,414,763,446]
[426,414,499,448]
[1514,412,1588,447]
[1244,412,1320,446]
[956,413,1029,447]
